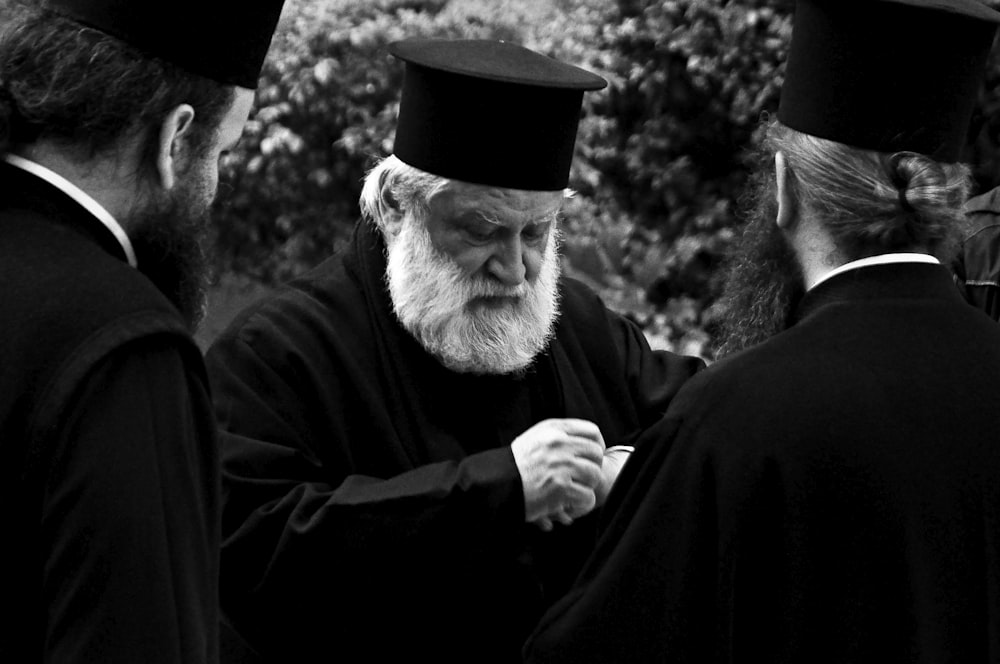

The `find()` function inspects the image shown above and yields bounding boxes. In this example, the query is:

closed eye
[522,223,550,242]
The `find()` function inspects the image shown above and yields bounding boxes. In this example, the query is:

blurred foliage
[212,0,1000,360]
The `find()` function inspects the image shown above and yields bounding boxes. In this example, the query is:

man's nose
[486,235,527,287]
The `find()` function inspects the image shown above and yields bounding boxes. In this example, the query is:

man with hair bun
[0,1,285,661]
[205,38,703,663]
[524,0,1000,661]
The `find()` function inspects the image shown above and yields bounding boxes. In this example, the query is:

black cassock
[0,162,219,663]
[206,220,703,662]
[955,186,1000,321]
[525,263,1000,664]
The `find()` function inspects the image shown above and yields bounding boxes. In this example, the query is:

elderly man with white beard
[205,39,703,663]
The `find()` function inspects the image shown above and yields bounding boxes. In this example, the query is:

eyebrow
[456,208,558,228]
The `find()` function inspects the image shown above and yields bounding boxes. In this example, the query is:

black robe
[524,263,1000,664]
[206,220,703,662]
[0,163,219,662]
[955,186,1000,321]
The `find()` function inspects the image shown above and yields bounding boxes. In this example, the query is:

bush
[214,0,542,282]
[211,0,1000,360]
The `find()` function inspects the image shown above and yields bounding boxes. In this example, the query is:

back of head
[765,120,972,261]
[0,0,285,172]
[774,0,1000,259]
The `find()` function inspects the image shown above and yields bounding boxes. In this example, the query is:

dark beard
[128,183,212,331]
[712,166,806,359]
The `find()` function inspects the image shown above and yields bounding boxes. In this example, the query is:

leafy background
[199,0,1000,359]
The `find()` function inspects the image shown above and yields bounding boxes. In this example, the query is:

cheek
[189,157,220,207]
[442,243,491,277]
[523,239,550,278]
[425,225,488,276]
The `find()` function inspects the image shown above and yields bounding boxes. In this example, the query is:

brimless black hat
[778,0,1000,162]
[42,0,287,89]
[388,39,607,191]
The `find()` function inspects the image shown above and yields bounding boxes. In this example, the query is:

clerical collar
[810,253,939,291]
[3,153,137,268]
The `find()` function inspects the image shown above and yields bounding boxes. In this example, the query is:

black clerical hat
[778,0,1000,162]
[42,0,286,89]
[388,39,607,191]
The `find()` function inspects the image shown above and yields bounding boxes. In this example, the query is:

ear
[381,204,406,239]
[775,150,796,231]
[379,184,408,239]
[155,104,196,191]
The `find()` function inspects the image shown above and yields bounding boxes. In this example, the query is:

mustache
[467,280,529,299]
[384,215,561,375]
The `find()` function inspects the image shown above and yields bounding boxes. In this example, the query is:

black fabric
[524,263,1000,663]
[778,0,1000,161]
[43,0,285,88]
[389,39,606,190]
[206,219,703,663]
[0,162,220,662]
[954,186,1000,321]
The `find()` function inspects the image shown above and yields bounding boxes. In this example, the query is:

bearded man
[205,39,703,663]
[0,1,285,661]
[524,0,1000,662]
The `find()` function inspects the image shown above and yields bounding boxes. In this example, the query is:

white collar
[3,153,137,268]
[810,253,939,291]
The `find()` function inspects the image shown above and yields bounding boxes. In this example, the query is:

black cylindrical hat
[778,0,1000,162]
[389,39,607,191]
[43,0,287,89]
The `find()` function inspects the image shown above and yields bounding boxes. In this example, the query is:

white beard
[384,218,562,375]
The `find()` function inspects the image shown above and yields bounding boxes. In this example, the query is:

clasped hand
[510,418,624,531]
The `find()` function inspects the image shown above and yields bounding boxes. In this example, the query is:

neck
[790,214,932,289]
[787,214,844,290]
[12,141,144,225]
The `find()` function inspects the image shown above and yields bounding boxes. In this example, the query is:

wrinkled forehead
[429,180,564,224]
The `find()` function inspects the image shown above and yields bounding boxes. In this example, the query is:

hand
[594,445,633,507]
[509,419,605,530]
[533,445,634,530]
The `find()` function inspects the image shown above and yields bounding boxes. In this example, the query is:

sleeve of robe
[952,221,1000,322]
[205,279,704,659]
[612,306,706,434]
[207,334,527,659]
[39,335,219,664]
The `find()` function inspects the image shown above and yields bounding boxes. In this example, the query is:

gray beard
[384,218,562,375]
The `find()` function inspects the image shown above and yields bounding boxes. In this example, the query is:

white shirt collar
[3,153,137,268]
[810,253,939,291]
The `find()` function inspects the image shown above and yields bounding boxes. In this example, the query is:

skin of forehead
[430,180,563,226]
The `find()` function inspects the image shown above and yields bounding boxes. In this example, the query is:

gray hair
[359,155,450,233]
[765,118,971,260]
[360,154,577,234]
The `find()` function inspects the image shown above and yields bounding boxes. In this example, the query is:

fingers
[560,479,597,516]
[551,508,575,526]
[561,437,605,466]
[532,511,572,532]
[544,418,606,451]
[562,454,602,489]
[512,419,607,524]
[531,484,595,531]
[534,517,555,532]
